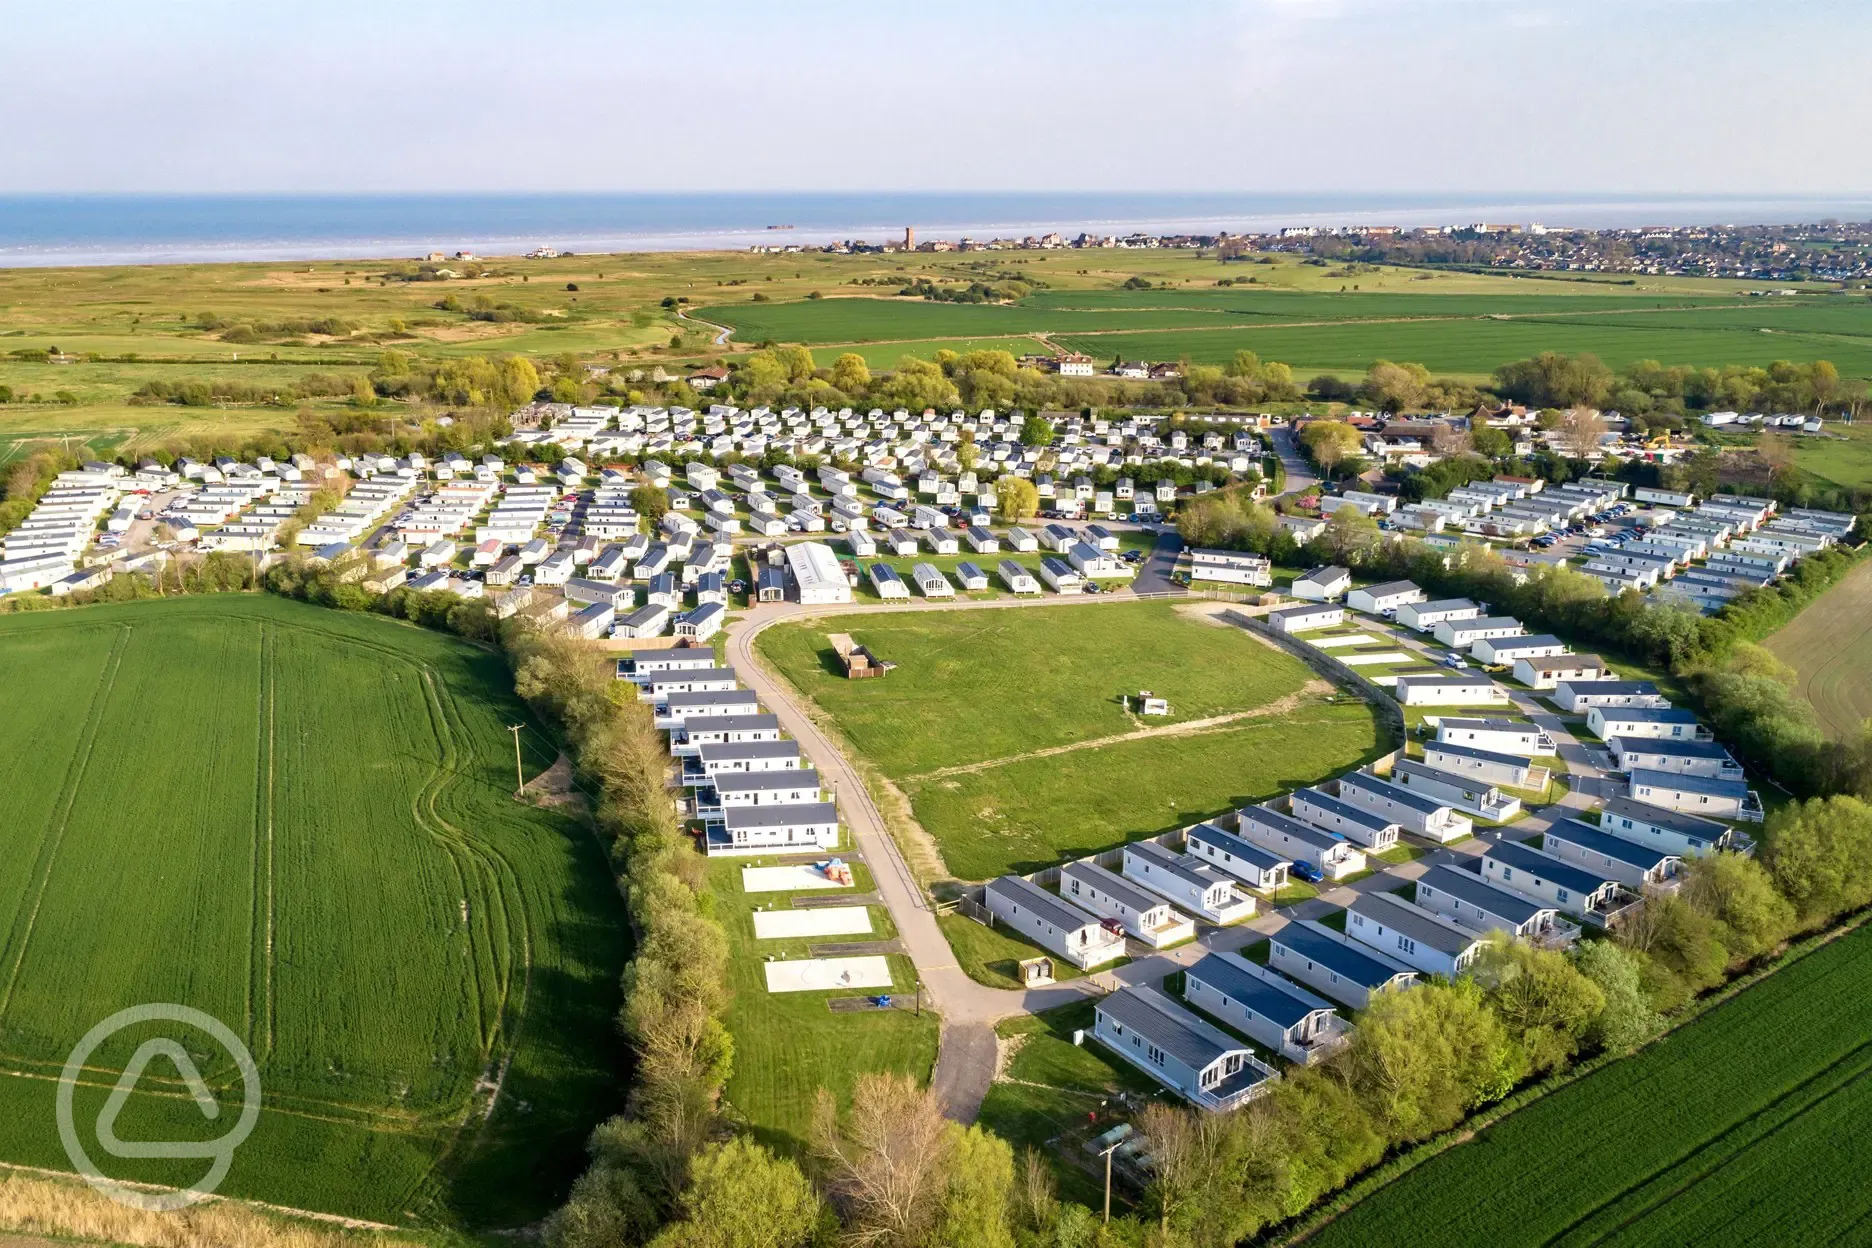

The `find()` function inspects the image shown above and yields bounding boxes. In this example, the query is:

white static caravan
[983,875,1124,970]
[1395,597,1479,632]
[1238,807,1366,880]
[1435,718,1557,757]
[1347,580,1425,615]
[1422,741,1545,791]
[1092,986,1277,1112]
[1121,840,1255,924]
[1434,617,1525,651]
[1291,566,1351,602]
[1336,771,1474,843]
[868,563,911,600]
[1514,655,1612,691]
[1059,860,1196,948]
[1601,797,1741,857]
[997,559,1041,595]
[1393,674,1509,707]
[707,802,839,856]
[1288,788,1400,852]
[1184,822,1291,892]
[1188,548,1273,587]
[1268,920,1417,1010]
[1267,603,1345,634]
[1555,680,1668,714]
[1473,633,1569,667]
[1345,892,1489,978]
[1186,951,1352,1065]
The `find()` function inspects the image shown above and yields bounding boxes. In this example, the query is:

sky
[1,0,1867,194]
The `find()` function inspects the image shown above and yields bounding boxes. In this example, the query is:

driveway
[1268,425,1317,499]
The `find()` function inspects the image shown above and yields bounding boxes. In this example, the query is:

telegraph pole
[508,724,526,795]
[1098,1138,1121,1224]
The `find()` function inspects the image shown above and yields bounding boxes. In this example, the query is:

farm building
[1060,860,1196,947]
[1601,797,1744,856]
[1434,617,1525,650]
[1121,840,1255,924]
[1288,788,1400,851]
[983,875,1125,970]
[1184,822,1291,892]
[1395,598,1479,632]
[1436,718,1557,757]
[1347,580,1425,615]
[1188,548,1273,586]
[708,802,840,855]
[1473,633,1569,666]
[1414,865,1579,948]
[1422,741,1545,790]
[1268,920,1417,1009]
[1336,771,1474,842]
[1387,758,1521,821]
[1238,807,1367,880]
[1480,840,1631,925]
[1186,952,1352,1065]
[1291,566,1351,602]
[1267,603,1345,634]
[1627,769,1763,822]
[1346,892,1489,978]
[1091,985,1278,1112]
[1514,655,1612,690]
[1393,674,1509,707]
[1543,818,1685,890]
[786,541,853,604]
[1588,706,1702,740]
[997,560,1041,594]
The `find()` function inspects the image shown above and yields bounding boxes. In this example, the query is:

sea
[0,191,1869,268]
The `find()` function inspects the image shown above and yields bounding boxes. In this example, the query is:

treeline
[194,311,362,344]
[1178,494,1872,798]
[131,372,360,407]
[0,449,77,535]
[1493,352,1856,426]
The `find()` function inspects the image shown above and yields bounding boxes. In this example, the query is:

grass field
[756,602,1383,878]
[709,860,937,1155]
[0,596,627,1229]
[1796,421,1872,491]
[1765,555,1872,738]
[1305,921,1872,1248]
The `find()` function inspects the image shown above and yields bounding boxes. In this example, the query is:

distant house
[687,366,730,392]
[1091,985,1278,1111]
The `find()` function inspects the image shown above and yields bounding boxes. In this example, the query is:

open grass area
[975,1001,1167,1209]
[0,596,627,1230]
[906,705,1383,878]
[1765,554,1872,738]
[756,601,1384,879]
[756,601,1318,775]
[1305,921,1872,1248]
[709,860,938,1156]
[1794,421,1872,491]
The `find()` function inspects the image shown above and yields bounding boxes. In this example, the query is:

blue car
[1289,860,1324,884]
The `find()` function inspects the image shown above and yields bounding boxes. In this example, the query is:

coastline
[2,191,1870,269]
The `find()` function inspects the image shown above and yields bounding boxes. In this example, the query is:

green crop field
[1306,921,1872,1248]
[1766,555,1872,738]
[756,602,1382,877]
[0,596,627,1230]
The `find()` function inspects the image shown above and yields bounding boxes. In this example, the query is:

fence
[1219,608,1407,749]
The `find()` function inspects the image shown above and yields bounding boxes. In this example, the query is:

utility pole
[508,724,525,795]
[1098,1139,1121,1224]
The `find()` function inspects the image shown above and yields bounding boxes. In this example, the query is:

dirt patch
[520,751,587,811]
[994,1031,1031,1080]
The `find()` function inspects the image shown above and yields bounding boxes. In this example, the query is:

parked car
[1289,860,1324,884]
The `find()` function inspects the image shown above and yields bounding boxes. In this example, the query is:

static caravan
[1092,986,1277,1112]
[709,768,821,811]
[997,559,1041,594]
[1436,718,1557,757]
[708,802,839,856]
[868,563,911,600]
[1238,807,1366,880]
[1601,797,1740,857]
[1414,865,1578,947]
[1185,952,1352,1065]
[1188,548,1273,587]
[1184,822,1291,892]
[1608,737,1742,780]
[955,561,989,591]
[1434,617,1525,650]
[1396,597,1480,632]
[1394,674,1509,707]
[1060,860,1195,948]
[1474,633,1569,666]
[983,875,1124,969]
[1336,772,1473,843]
[1039,556,1082,593]
[1557,680,1669,713]
[1121,840,1255,924]
[1345,892,1489,978]
[1514,655,1611,691]
[1269,920,1417,1009]
[1288,788,1400,851]
[614,603,672,639]
[1387,758,1520,821]
[1268,604,1345,634]
[910,563,955,598]
[1543,818,1684,890]
[675,601,726,642]
[1422,741,1544,790]
[1291,566,1351,602]
[1347,580,1425,615]
[1627,769,1761,821]
[1481,840,1628,924]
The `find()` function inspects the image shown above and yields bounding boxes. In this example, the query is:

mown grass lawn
[710,860,939,1156]
[936,912,1104,989]
[907,705,1383,878]
[756,601,1318,777]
